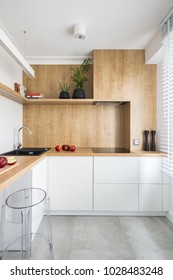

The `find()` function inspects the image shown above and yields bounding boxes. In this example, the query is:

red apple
[70,145,76,152]
[0,157,8,168]
[55,145,62,152]
[7,157,17,165]
[62,144,70,151]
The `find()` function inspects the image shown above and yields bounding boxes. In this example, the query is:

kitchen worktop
[0,154,47,190]
[0,147,163,190]
[47,147,163,157]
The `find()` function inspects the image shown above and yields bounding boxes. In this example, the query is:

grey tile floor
[48,215,173,260]
[2,215,173,260]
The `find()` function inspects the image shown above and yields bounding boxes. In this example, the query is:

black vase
[59,91,70,99]
[72,89,86,99]
[144,130,149,151]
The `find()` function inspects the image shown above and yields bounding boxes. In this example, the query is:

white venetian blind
[160,13,173,177]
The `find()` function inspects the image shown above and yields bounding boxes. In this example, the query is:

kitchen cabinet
[93,50,156,101]
[48,156,93,211]
[163,174,170,211]
[31,157,47,192]
[139,157,169,211]
[31,157,48,233]
[139,184,162,211]
[94,183,138,211]
[94,156,138,183]
[0,158,48,251]
[0,154,168,220]
[139,157,162,184]
[94,157,139,211]
[0,171,31,249]
[93,50,156,151]
[94,156,168,213]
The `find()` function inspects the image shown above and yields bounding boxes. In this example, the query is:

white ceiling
[0,0,173,61]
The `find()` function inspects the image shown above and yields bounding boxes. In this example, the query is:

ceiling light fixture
[74,23,86,40]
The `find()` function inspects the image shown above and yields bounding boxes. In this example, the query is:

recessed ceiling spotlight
[74,23,86,40]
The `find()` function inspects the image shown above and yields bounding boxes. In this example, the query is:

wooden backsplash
[23,103,130,148]
[23,50,156,150]
[23,64,93,99]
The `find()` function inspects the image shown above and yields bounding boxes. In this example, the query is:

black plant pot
[59,91,70,99]
[72,89,86,99]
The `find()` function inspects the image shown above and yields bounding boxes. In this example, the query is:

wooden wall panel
[23,65,93,99]
[93,50,156,150]
[22,50,156,151]
[23,104,130,149]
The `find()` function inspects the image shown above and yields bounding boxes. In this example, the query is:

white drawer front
[94,183,138,211]
[139,157,162,184]
[94,157,138,183]
[139,184,162,211]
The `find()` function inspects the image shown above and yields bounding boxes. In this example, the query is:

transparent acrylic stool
[0,188,54,260]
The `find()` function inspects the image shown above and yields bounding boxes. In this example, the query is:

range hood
[92,101,129,106]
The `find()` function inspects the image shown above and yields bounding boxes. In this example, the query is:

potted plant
[71,57,91,99]
[59,82,70,99]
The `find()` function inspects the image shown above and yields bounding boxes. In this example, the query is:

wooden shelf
[0,82,128,106]
[25,98,95,105]
[0,82,27,104]
[0,82,95,105]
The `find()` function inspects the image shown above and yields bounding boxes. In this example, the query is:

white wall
[0,47,23,153]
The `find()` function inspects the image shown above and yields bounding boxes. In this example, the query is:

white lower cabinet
[94,156,138,183]
[94,156,168,213]
[31,157,48,233]
[0,155,169,223]
[138,157,162,184]
[0,171,31,248]
[94,157,139,211]
[94,183,138,211]
[138,157,168,212]
[139,184,162,211]
[48,156,93,211]
[31,157,47,192]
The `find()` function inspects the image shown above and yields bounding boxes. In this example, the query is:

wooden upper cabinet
[93,50,156,101]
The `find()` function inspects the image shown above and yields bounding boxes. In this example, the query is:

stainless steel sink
[1,147,51,156]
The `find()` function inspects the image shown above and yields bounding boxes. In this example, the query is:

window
[160,14,173,177]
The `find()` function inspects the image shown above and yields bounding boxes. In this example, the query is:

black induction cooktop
[91,147,130,153]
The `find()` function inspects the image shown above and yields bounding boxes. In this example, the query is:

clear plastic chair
[0,188,54,260]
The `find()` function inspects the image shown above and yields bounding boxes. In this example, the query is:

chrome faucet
[17,126,32,149]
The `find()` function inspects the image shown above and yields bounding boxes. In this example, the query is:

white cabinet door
[48,156,93,211]
[94,183,138,211]
[139,157,162,184]
[139,184,162,211]
[31,158,48,233]
[0,171,31,249]
[31,157,47,192]
[94,157,139,211]
[163,184,169,211]
[94,157,138,183]
[139,157,164,212]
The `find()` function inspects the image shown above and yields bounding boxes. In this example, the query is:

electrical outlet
[133,139,140,145]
